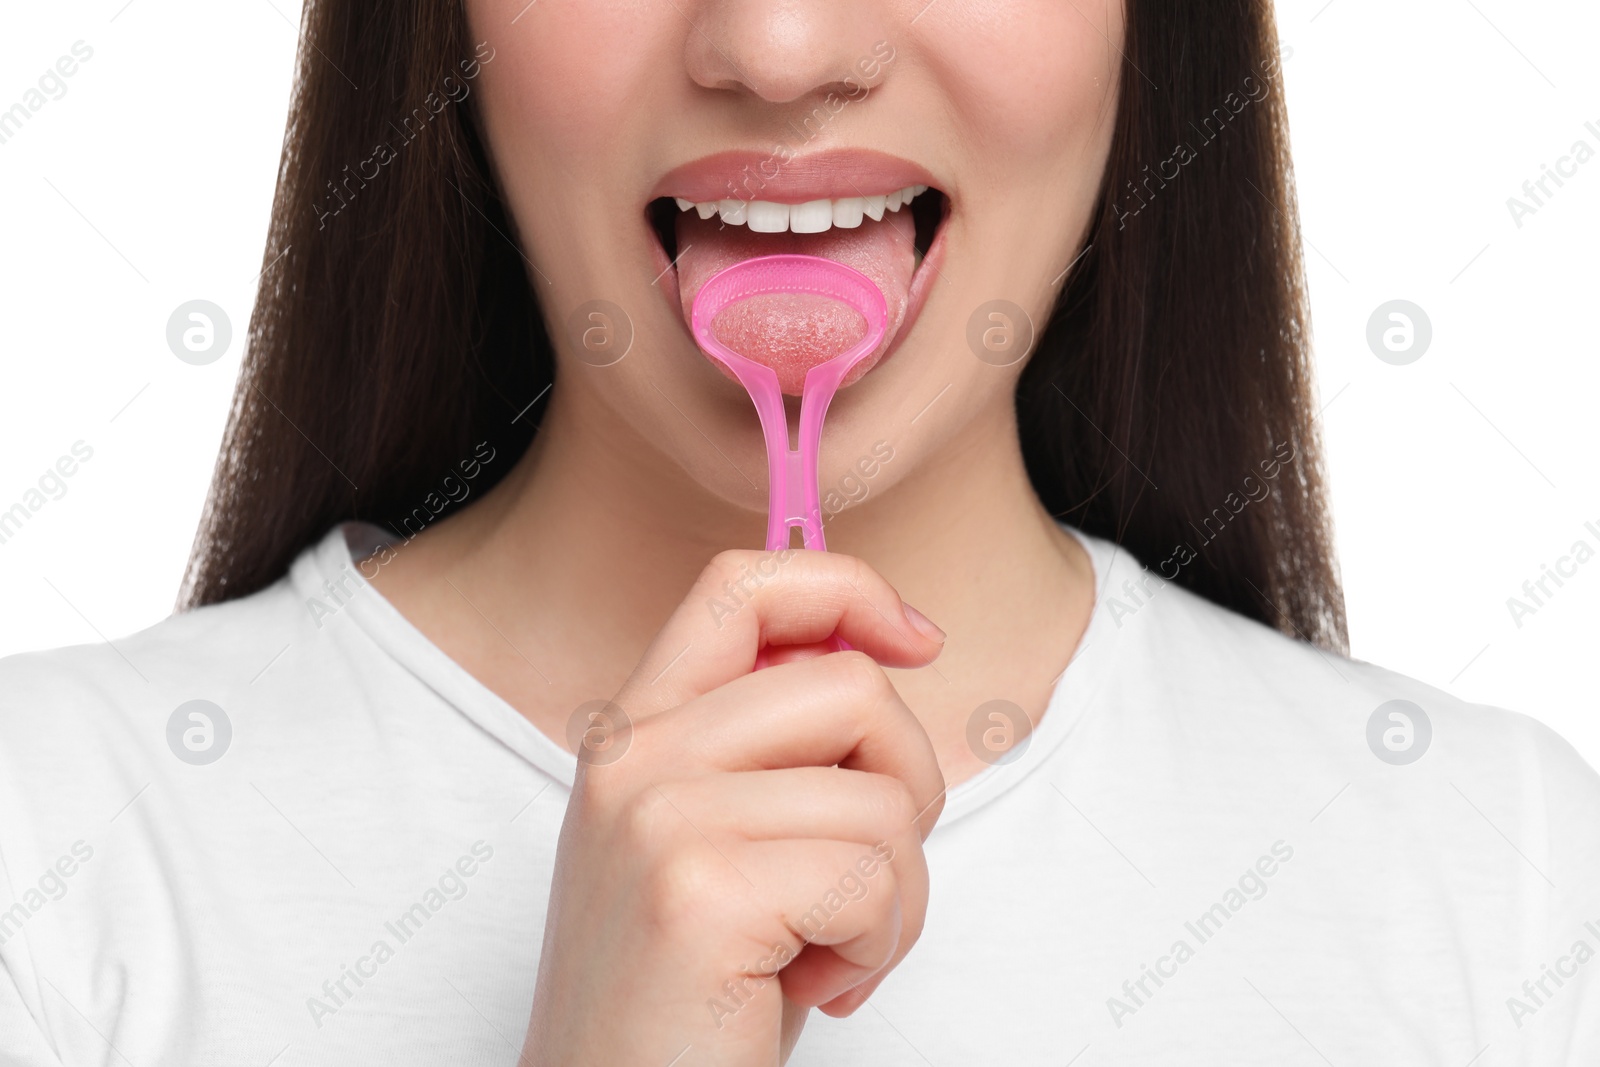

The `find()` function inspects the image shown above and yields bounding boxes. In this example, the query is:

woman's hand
[525,550,948,1066]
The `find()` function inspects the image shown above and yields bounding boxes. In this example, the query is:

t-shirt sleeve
[0,662,81,1067]
[1509,714,1600,1065]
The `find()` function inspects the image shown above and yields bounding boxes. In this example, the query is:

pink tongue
[676,208,916,395]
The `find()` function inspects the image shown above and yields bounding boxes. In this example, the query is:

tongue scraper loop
[690,254,889,554]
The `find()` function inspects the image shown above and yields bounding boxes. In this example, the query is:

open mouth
[647,152,950,395]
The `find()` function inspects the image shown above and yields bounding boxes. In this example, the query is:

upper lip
[651,148,939,205]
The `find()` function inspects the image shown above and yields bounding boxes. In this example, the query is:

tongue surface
[676,208,915,395]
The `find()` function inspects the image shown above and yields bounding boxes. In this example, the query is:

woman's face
[464,0,1122,519]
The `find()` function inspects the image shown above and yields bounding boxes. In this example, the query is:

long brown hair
[182,0,1347,652]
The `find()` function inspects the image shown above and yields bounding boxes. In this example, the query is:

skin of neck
[368,367,1094,787]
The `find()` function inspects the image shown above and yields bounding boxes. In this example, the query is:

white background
[1,1,1596,761]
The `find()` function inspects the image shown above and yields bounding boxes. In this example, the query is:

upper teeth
[673,185,931,234]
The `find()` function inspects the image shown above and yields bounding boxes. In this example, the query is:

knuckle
[823,551,873,601]
[846,777,918,850]
[699,549,758,591]
[899,882,928,944]
[858,861,903,930]
[868,775,918,830]
[827,649,892,702]
[616,785,676,847]
[842,551,874,590]
[572,736,646,810]
[640,848,733,934]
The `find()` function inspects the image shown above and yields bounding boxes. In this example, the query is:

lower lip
[647,199,951,387]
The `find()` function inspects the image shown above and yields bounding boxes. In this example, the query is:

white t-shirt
[1,523,1597,1066]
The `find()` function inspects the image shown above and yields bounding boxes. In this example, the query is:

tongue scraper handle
[689,254,889,554]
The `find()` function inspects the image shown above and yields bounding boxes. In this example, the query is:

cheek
[466,0,689,373]
[468,0,673,172]
[922,0,1121,176]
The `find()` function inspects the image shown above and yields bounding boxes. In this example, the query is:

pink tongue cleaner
[675,208,915,395]
[711,293,865,395]
[687,252,887,565]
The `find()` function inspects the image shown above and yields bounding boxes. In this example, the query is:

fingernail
[902,603,946,643]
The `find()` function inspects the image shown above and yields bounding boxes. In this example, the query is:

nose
[684,0,892,104]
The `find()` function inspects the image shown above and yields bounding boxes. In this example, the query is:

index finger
[616,549,944,716]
